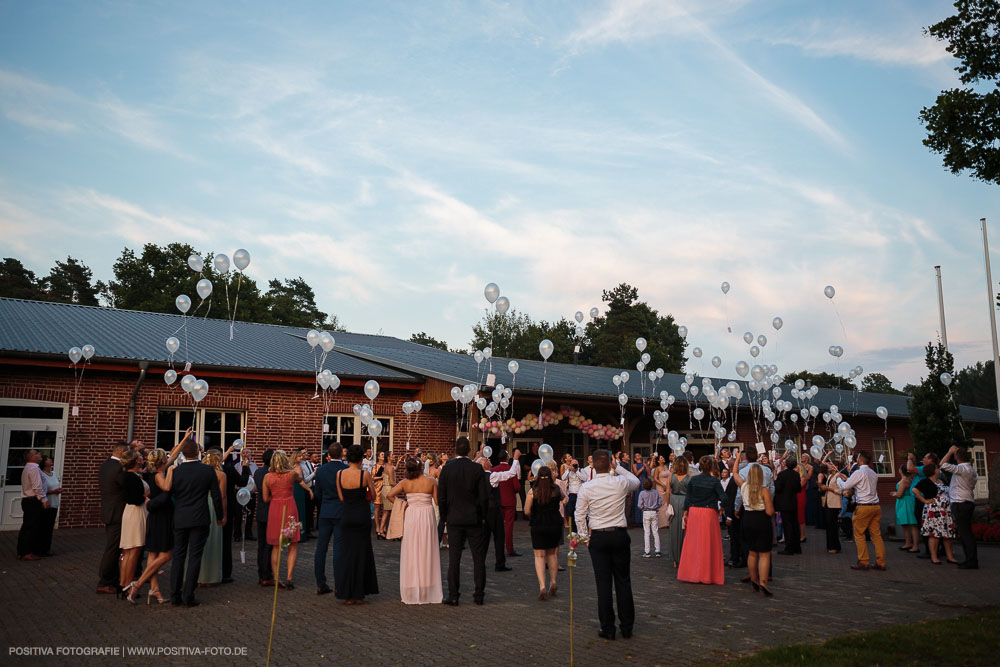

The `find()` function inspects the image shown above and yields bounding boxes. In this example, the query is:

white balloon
[474,350,484,364]
[495,296,510,315]
[656,368,664,379]
[940,372,953,387]
[413,401,422,412]
[329,374,341,391]
[181,374,196,393]
[693,408,705,421]
[450,386,461,401]
[824,285,835,299]
[692,347,702,358]
[641,352,651,365]
[743,332,753,344]
[483,445,493,458]
[306,329,320,348]
[359,406,374,425]
[353,404,362,415]
[538,444,554,462]
[81,344,95,360]
[233,248,251,271]
[677,325,688,339]
[876,406,888,420]
[368,420,383,438]
[574,311,584,323]
[735,361,749,378]
[213,253,230,274]
[166,337,180,355]
[484,283,500,304]
[196,278,213,300]
[636,361,645,371]
[635,337,647,352]
[620,371,630,383]
[175,295,191,314]
[772,317,783,331]
[508,360,519,375]
[721,281,730,294]
[749,345,760,358]
[191,379,209,403]
[538,339,554,360]
[750,365,765,382]
[618,393,628,406]
[188,254,204,272]
[711,356,722,368]
[164,369,177,385]
[590,307,600,318]
[319,332,335,352]
[757,335,767,347]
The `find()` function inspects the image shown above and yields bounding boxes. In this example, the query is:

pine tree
[907,342,972,457]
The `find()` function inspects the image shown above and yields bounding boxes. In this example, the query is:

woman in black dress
[335,444,380,604]
[524,466,563,601]
[127,446,179,604]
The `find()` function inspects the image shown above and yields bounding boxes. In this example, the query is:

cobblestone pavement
[1,516,997,666]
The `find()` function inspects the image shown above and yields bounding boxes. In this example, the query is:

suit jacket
[491,462,520,508]
[316,460,349,520]
[253,465,269,522]
[774,468,801,513]
[721,478,738,518]
[438,456,488,527]
[99,457,126,525]
[171,461,224,529]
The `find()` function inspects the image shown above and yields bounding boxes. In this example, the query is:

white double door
[1,422,65,530]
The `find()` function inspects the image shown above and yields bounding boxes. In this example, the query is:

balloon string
[230,272,242,341]
[946,388,967,439]
[539,361,548,421]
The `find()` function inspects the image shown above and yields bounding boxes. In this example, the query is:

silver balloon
[618,393,628,406]
[81,344,95,360]
[484,283,500,304]
[876,406,888,420]
[196,278,213,300]
[237,487,252,506]
[721,281,730,294]
[188,254,204,272]
[677,325,688,339]
[757,335,767,347]
[574,311,584,323]
[306,329,320,348]
[772,317,783,331]
[175,295,191,314]
[319,332,335,352]
[711,356,722,368]
[368,420,383,438]
[743,332,753,344]
[735,361,749,378]
[474,350,484,364]
[538,444,554,462]
[538,339,554,360]
[692,347,702,358]
[213,253,230,273]
[635,337,647,352]
[508,360,519,375]
[164,369,177,385]
[191,379,209,402]
[166,337,180,355]
[940,372,953,387]
[483,445,493,458]
[590,307,599,318]
[824,285,836,299]
[233,248,251,271]
[180,374,196,393]
[495,296,510,314]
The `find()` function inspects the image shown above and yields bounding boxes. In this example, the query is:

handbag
[664,503,675,527]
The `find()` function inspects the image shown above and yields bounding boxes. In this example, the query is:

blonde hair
[202,449,222,471]
[546,459,558,473]
[671,457,689,475]
[746,464,764,508]
[146,448,168,471]
[270,449,293,474]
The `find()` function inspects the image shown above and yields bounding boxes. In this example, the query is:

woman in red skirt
[678,455,728,585]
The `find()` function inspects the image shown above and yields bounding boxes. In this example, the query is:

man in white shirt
[940,445,979,569]
[840,450,886,570]
[574,449,640,640]
[561,460,588,532]
[17,449,47,560]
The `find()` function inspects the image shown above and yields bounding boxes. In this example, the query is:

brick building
[1,298,997,529]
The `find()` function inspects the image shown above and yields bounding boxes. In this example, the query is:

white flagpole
[981,218,1000,425]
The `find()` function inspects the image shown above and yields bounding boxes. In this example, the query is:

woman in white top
[733,458,775,597]
[38,455,61,557]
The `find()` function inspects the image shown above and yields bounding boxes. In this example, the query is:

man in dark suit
[254,449,274,586]
[721,467,743,567]
[170,439,224,607]
[96,441,129,593]
[221,455,248,584]
[774,455,802,555]
[438,437,489,605]
[314,442,348,595]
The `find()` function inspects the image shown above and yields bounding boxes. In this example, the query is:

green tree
[584,283,686,372]
[0,258,45,300]
[919,0,1000,184]
[42,256,99,305]
[860,372,905,395]
[782,370,854,390]
[954,360,998,410]
[101,243,213,313]
[470,310,533,358]
[263,277,326,328]
[908,342,972,458]
[409,332,449,351]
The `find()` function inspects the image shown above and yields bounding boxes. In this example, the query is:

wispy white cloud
[59,189,213,245]
[767,24,950,67]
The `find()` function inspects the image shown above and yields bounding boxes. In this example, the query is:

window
[871,437,894,476]
[4,429,57,486]
[322,414,392,455]
[156,408,244,452]
[563,430,589,462]
[0,405,64,419]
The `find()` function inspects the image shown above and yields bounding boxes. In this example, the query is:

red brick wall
[0,367,457,528]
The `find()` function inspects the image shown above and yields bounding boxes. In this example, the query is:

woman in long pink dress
[387,457,442,605]
[264,450,311,589]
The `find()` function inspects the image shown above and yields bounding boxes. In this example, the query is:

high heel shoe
[760,585,773,597]
[147,588,167,605]
[119,581,138,600]
[750,581,760,592]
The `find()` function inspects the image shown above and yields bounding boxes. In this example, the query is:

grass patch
[712,608,1000,666]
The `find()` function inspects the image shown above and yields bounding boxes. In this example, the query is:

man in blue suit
[314,442,348,596]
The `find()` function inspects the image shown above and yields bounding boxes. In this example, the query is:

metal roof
[0,298,415,380]
[1,298,995,425]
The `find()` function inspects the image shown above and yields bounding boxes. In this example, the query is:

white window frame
[971,438,989,500]
[871,437,894,477]
[322,413,393,454]
[156,407,245,453]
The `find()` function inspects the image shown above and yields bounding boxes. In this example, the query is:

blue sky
[2,0,999,386]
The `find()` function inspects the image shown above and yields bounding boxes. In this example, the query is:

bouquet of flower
[566,531,589,568]
[280,517,303,549]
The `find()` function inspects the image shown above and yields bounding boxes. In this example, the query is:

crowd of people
[13,430,982,640]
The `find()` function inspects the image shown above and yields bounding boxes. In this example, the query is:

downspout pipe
[126,361,149,443]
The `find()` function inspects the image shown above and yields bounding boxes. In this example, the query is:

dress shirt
[737,462,774,496]
[574,464,640,538]
[362,457,374,473]
[561,468,588,494]
[21,462,45,500]
[840,464,879,504]
[299,461,316,486]
[580,465,594,481]
[487,462,520,487]
[940,461,977,504]
[637,489,662,511]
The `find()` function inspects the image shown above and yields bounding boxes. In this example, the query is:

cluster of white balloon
[529,443,555,478]
[400,399,423,450]
[571,307,600,354]
[305,328,338,397]
[182,250,252,341]
[67,344,96,415]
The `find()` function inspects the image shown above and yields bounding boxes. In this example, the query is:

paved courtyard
[1,518,997,666]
